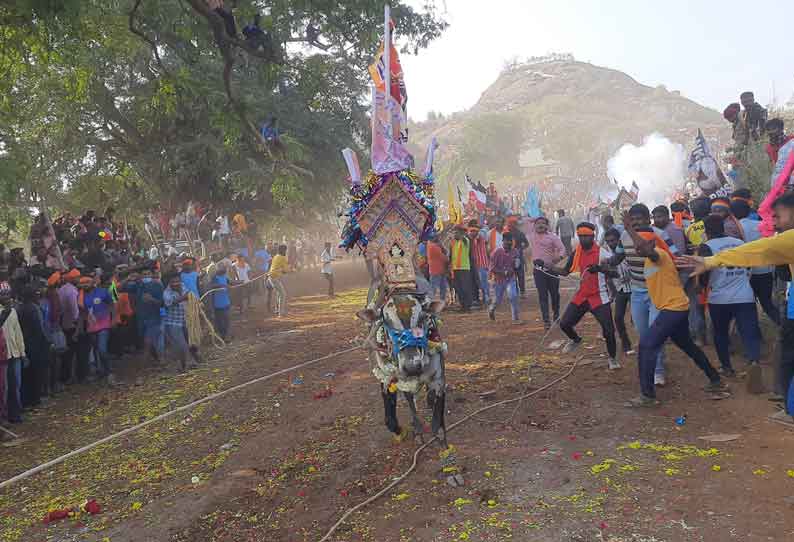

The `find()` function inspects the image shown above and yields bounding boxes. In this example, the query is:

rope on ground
[507,271,579,423]
[0,344,363,491]
[318,357,579,542]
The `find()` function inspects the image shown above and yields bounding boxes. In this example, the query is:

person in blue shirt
[179,259,201,298]
[210,263,233,340]
[697,214,762,383]
[122,267,164,364]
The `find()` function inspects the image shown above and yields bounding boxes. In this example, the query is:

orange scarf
[672,211,690,228]
[570,241,598,273]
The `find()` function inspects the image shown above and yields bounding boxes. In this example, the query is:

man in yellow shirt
[269,245,290,317]
[679,193,794,420]
[685,196,710,248]
[622,214,724,407]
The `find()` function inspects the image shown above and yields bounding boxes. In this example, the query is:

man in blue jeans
[618,204,678,386]
[163,273,196,372]
[622,214,724,407]
[488,232,521,324]
[697,215,762,386]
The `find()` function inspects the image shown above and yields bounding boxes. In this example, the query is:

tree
[0,0,448,227]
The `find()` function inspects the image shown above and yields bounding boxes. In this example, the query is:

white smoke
[606,133,686,206]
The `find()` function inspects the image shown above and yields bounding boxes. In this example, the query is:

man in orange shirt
[426,232,449,302]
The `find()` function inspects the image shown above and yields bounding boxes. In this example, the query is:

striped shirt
[470,234,489,269]
[620,226,677,292]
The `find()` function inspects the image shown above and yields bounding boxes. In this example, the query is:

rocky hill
[409,55,729,197]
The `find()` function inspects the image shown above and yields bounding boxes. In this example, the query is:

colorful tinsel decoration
[339,169,436,252]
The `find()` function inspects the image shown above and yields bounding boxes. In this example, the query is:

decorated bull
[339,17,447,445]
[358,290,448,446]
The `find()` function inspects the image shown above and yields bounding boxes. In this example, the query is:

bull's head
[358,293,444,378]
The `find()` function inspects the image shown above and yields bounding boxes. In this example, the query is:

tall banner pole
[39,194,66,270]
[384,4,392,141]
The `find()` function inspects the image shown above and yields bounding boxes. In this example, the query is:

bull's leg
[382,385,401,435]
[426,388,436,410]
[431,391,447,449]
[403,392,425,443]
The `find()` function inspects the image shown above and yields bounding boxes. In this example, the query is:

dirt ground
[3,260,794,542]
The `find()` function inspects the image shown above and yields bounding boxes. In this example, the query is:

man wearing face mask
[766,118,794,192]
[549,222,620,370]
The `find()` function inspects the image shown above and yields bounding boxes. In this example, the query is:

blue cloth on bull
[386,326,428,358]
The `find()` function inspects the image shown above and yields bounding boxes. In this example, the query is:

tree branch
[128,0,172,77]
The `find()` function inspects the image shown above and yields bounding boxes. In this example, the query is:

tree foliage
[0,0,447,227]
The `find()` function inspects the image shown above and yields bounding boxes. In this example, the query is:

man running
[527,216,566,329]
[544,222,619,370]
[623,213,725,407]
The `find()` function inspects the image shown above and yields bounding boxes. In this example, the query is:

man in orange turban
[546,222,619,370]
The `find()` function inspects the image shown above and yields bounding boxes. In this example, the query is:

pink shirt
[527,228,566,266]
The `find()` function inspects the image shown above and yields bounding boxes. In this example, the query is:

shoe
[719,367,737,378]
[543,322,551,331]
[511,320,524,326]
[624,395,659,408]
[608,358,621,370]
[107,374,118,387]
[562,339,582,354]
[488,306,496,321]
[654,374,666,387]
[746,363,764,394]
[624,348,636,356]
[703,380,728,393]
[768,393,785,403]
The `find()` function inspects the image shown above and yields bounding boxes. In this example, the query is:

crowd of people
[419,179,794,412]
[0,205,342,426]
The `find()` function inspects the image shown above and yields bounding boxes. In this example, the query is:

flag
[630,181,639,198]
[370,88,413,174]
[423,137,438,178]
[688,129,731,198]
[448,182,462,224]
[369,41,408,143]
[465,176,486,212]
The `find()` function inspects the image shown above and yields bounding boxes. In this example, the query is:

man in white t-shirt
[320,242,335,297]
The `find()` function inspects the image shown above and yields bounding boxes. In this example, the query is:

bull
[358,291,448,448]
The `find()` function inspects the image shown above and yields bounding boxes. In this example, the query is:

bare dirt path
[3,264,794,542]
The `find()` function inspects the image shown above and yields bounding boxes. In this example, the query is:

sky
[400,0,793,121]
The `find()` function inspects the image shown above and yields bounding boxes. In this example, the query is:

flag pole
[384,4,392,141]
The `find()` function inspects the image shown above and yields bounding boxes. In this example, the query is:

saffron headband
[576,226,595,236]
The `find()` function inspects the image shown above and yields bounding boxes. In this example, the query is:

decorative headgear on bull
[338,8,450,448]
